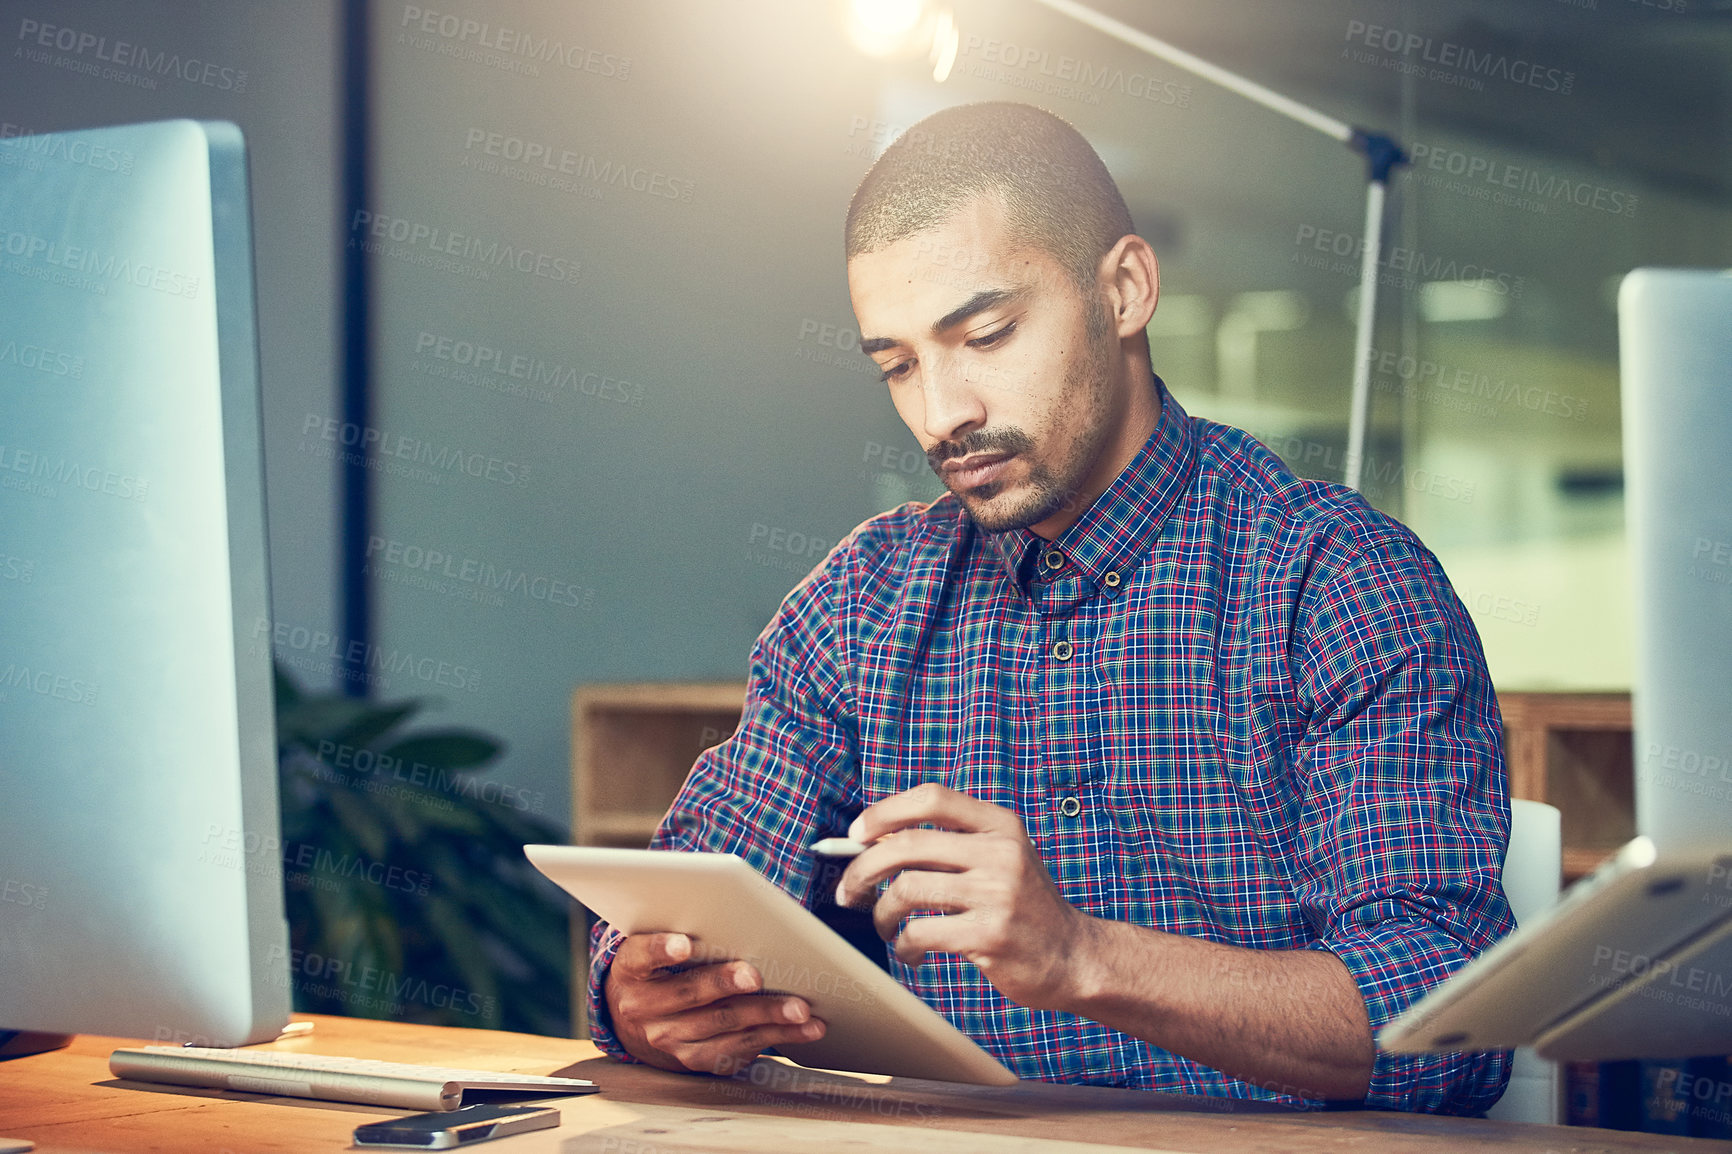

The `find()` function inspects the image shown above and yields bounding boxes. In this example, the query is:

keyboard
[109,1045,598,1112]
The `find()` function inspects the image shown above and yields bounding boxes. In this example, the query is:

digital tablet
[1378,837,1732,1060]
[525,845,1017,1085]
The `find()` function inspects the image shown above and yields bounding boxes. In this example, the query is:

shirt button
[1043,549,1065,572]
[1057,796,1082,818]
[1051,640,1074,661]
[1103,571,1121,589]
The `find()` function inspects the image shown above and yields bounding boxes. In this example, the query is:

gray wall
[362,0,1730,827]
[366,0,950,822]
[0,0,346,687]
[6,0,1728,835]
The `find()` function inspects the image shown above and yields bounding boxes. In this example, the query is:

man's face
[847,195,1124,536]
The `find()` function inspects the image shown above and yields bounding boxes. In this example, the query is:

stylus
[810,837,870,857]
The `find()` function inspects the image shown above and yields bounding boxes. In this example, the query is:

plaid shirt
[588,379,1514,1113]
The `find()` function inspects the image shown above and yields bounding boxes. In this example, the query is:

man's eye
[880,360,913,383]
[968,322,1016,349]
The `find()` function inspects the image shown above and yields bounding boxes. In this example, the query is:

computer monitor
[1370,272,1732,1064]
[1619,268,1732,851]
[0,119,290,1051]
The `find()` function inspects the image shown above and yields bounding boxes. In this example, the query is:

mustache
[926,428,1034,471]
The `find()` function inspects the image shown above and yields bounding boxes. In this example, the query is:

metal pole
[1027,0,1355,143]
[339,0,374,693]
[1025,0,1405,494]
[1343,178,1386,493]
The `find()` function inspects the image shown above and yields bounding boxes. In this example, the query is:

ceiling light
[1420,280,1511,323]
[846,0,959,82]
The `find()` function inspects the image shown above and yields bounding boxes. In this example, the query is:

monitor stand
[0,1029,73,1060]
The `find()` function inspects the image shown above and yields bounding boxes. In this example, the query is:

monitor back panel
[0,120,288,1045]
[1620,269,1732,851]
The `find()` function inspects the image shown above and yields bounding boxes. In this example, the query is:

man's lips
[942,452,1013,487]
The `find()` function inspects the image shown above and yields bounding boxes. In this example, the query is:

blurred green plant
[273,665,570,1036]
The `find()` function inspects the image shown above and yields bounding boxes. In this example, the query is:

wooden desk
[0,1015,1714,1153]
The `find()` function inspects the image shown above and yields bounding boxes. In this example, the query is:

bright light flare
[846,0,960,82]
[848,0,926,57]
[853,0,923,40]
[930,10,959,82]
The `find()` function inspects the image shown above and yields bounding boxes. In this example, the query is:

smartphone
[353,1103,560,1148]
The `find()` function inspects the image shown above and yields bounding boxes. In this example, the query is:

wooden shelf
[570,681,748,849]
[1562,846,1622,880]
[571,682,750,715]
[582,812,667,847]
[567,682,749,1034]
[1500,692,1633,884]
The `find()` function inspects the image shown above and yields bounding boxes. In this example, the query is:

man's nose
[920,355,989,444]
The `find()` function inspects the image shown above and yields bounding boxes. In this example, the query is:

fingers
[837,786,1027,906]
[653,993,814,1047]
[669,1018,829,1076]
[891,913,970,968]
[835,828,976,907]
[612,956,763,1022]
[847,781,1020,844]
[641,995,828,1077]
[611,931,693,978]
[607,934,829,1076]
[869,868,973,941]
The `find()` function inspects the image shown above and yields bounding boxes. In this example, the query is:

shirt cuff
[1316,915,1513,1114]
[586,919,640,1064]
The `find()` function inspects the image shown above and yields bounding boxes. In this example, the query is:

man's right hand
[603,931,827,1075]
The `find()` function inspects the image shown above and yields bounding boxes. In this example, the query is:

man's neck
[1028,365,1163,541]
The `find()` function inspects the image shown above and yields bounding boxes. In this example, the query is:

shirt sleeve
[586,563,863,1060]
[1287,531,1516,1115]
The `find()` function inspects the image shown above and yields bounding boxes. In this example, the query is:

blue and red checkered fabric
[588,378,1514,1114]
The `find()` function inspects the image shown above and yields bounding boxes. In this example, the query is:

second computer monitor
[1619,269,1732,852]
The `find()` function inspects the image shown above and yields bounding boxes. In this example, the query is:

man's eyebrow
[933,288,1019,335]
[858,288,1022,358]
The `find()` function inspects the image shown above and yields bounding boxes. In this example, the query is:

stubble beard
[932,304,1119,533]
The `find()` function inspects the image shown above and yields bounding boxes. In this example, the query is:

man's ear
[1100,235,1159,339]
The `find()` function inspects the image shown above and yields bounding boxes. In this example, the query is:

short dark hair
[844,102,1134,289]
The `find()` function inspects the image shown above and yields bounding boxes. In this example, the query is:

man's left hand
[834,782,1095,1010]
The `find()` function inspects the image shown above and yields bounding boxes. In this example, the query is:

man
[589,102,1513,1113]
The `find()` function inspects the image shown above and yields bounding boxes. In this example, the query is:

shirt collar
[984,374,1197,598]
